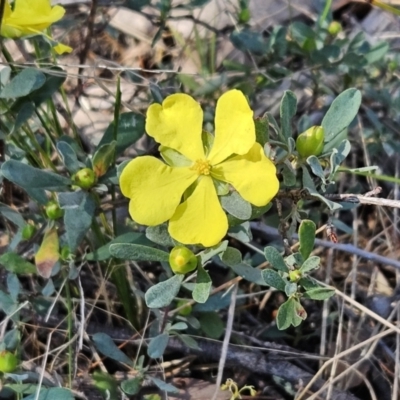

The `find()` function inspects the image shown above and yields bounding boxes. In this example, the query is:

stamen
[191,159,211,175]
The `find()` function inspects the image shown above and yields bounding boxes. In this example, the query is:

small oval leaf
[92,333,133,365]
[299,256,320,274]
[192,264,212,304]
[0,68,45,98]
[147,333,169,359]
[145,274,184,308]
[110,243,169,262]
[264,246,288,272]
[298,219,316,261]
[262,269,286,291]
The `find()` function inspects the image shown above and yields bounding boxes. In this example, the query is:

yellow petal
[212,143,279,206]
[120,156,197,226]
[169,177,228,247]
[53,42,73,55]
[208,90,255,165]
[3,1,12,18]
[2,0,65,37]
[146,94,205,161]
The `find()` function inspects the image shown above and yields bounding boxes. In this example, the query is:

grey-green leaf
[264,246,288,272]
[322,88,361,142]
[299,256,320,273]
[231,263,266,286]
[0,204,25,228]
[147,333,169,359]
[230,29,267,55]
[276,297,307,330]
[307,156,326,183]
[221,191,252,220]
[148,377,179,393]
[92,333,133,366]
[110,243,169,262]
[262,269,286,291]
[145,274,184,308]
[192,264,212,304]
[199,240,228,264]
[121,377,143,395]
[57,141,81,174]
[199,312,224,339]
[280,90,297,141]
[146,224,175,247]
[298,219,316,260]
[86,232,150,261]
[220,247,242,267]
[97,112,145,155]
[303,287,335,300]
[285,282,297,297]
[0,68,45,98]
[22,388,74,400]
[2,160,70,191]
[60,191,96,252]
[281,163,296,187]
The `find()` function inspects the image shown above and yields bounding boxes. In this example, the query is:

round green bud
[238,8,250,24]
[45,200,64,220]
[289,270,302,282]
[60,246,71,261]
[296,126,325,158]
[21,223,36,240]
[389,61,398,73]
[72,168,97,190]
[328,21,342,36]
[169,246,197,275]
[176,299,192,316]
[0,350,18,373]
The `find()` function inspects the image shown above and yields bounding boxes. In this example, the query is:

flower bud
[169,246,197,275]
[176,299,192,316]
[289,270,302,282]
[45,200,64,220]
[0,350,18,373]
[60,246,71,261]
[22,223,36,240]
[72,168,97,190]
[328,21,342,36]
[296,126,325,158]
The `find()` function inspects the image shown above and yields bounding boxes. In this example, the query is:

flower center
[191,159,211,175]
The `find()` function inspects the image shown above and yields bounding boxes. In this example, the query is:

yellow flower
[120,90,279,247]
[1,0,72,54]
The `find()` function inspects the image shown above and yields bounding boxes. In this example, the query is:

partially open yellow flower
[120,90,279,247]
[1,0,72,54]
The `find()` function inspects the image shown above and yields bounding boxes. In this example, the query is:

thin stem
[62,269,73,389]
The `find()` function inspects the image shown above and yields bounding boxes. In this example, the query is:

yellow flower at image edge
[1,0,72,54]
[120,90,279,247]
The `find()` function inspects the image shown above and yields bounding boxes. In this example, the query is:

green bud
[176,299,192,316]
[45,200,64,220]
[72,168,97,190]
[328,21,342,36]
[296,126,325,158]
[60,246,71,261]
[169,246,197,275]
[0,350,18,373]
[289,270,302,282]
[238,8,250,24]
[21,223,36,240]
